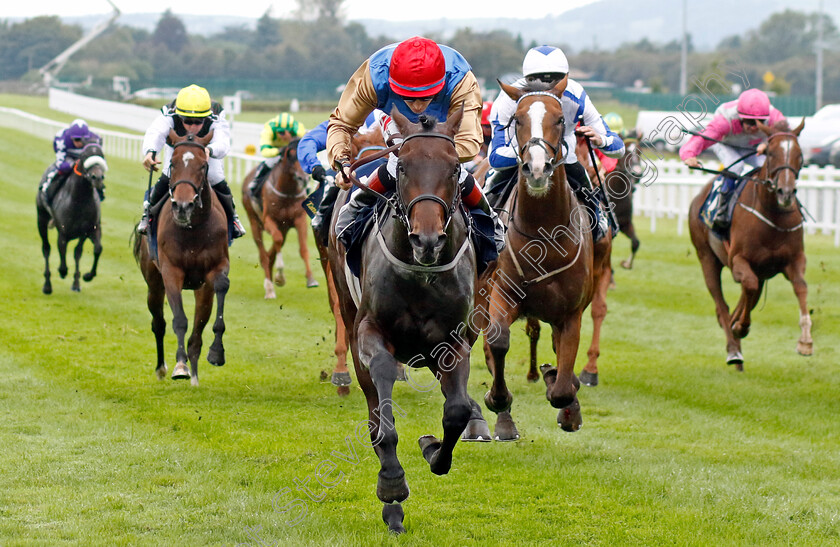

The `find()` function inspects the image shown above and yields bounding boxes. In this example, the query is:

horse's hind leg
[57,234,69,279]
[38,210,52,294]
[146,273,168,379]
[620,223,640,269]
[730,256,762,341]
[525,317,541,383]
[70,238,85,292]
[295,212,318,288]
[582,259,612,387]
[546,315,584,432]
[207,270,230,368]
[83,228,102,282]
[784,254,812,356]
[265,219,286,287]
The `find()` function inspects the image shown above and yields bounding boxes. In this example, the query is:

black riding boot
[565,162,609,241]
[213,180,246,239]
[484,167,517,209]
[137,175,170,235]
[312,184,339,246]
[248,162,271,199]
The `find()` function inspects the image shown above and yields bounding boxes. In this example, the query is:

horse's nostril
[436,233,447,248]
[408,233,422,248]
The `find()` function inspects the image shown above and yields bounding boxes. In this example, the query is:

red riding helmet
[481,101,493,126]
[388,37,446,98]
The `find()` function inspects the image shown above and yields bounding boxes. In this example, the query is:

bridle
[758,132,801,193]
[169,140,209,208]
[511,91,568,177]
[393,132,462,234]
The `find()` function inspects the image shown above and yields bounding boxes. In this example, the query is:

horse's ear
[390,105,417,137]
[166,128,178,147]
[197,130,214,147]
[442,104,465,138]
[552,74,569,97]
[792,117,806,137]
[498,79,523,102]
[757,120,773,136]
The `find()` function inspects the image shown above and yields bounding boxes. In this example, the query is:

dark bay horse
[688,120,812,370]
[242,139,318,297]
[327,109,487,533]
[314,129,387,397]
[37,143,107,294]
[133,130,230,386]
[475,79,602,440]
[607,135,642,270]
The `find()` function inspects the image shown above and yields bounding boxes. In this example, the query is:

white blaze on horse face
[527,102,548,180]
[182,151,195,168]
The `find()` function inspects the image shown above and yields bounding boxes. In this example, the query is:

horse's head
[390,106,463,266]
[351,130,387,162]
[617,136,643,183]
[757,119,805,211]
[499,78,568,195]
[167,129,213,227]
[78,143,108,193]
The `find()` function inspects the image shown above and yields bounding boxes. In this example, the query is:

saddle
[700,176,749,240]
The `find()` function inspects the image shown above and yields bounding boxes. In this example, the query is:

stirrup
[137,217,150,235]
[232,218,246,238]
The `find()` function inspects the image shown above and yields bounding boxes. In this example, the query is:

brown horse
[688,120,812,370]
[607,135,643,270]
[314,129,387,396]
[476,79,603,440]
[242,139,318,297]
[133,130,230,386]
[328,109,488,533]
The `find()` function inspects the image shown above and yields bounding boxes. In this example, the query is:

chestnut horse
[327,109,488,533]
[37,143,108,294]
[242,139,318,297]
[133,130,230,386]
[475,79,604,441]
[689,120,812,370]
[314,129,387,396]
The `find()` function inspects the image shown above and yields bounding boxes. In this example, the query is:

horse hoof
[71,284,81,292]
[190,376,199,387]
[274,269,286,287]
[395,365,407,382]
[620,260,633,270]
[419,435,451,474]
[376,471,409,504]
[726,351,744,367]
[207,345,225,367]
[557,399,582,432]
[382,503,406,534]
[494,411,520,441]
[336,386,350,397]
[59,268,67,279]
[579,370,598,387]
[82,272,95,282]
[155,364,167,380]
[263,278,276,299]
[172,362,191,380]
[461,418,492,442]
[331,371,352,387]
[42,284,52,295]
[540,364,557,387]
[483,389,512,414]
[797,341,813,356]
[306,278,319,288]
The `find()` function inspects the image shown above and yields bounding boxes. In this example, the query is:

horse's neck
[65,174,93,200]
[273,166,299,195]
[514,170,575,231]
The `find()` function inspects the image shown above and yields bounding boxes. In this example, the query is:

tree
[0,16,80,79]
[295,0,345,23]
[255,10,281,49]
[153,9,188,53]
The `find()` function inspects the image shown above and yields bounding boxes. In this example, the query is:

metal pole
[816,0,824,111]
[680,0,688,95]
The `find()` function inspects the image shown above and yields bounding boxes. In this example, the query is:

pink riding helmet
[737,89,771,119]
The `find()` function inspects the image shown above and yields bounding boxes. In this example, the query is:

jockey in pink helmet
[680,88,787,232]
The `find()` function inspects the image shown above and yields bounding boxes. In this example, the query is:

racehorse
[37,143,108,294]
[475,79,604,440]
[607,135,642,270]
[314,129,387,397]
[327,108,489,533]
[133,130,230,386]
[242,138,318,297]
[688,119,812,370]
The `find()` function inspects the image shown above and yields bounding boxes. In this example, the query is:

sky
[7,0,599,20]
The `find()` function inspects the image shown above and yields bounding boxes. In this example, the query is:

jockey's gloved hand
[311,165,328,184]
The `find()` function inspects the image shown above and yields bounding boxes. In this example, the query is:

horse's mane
[520,80,558,94]
[417,114,438,131]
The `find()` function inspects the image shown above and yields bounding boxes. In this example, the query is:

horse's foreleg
[525,317,541,382]
[207,269,230,368]
[38,211,52,294]
[162,268,190,381]
[421,347,472,474]
[730,256,762,341]
[265,218,286,288]
[295,212,318,288]
[325,267,351,394]
[57,234,69,279]
[582,262,612,386]
[484,288,519,416]
[547,315,583,432]
[784,255,812,356]
[695,244,741,366]
[356,319,408,510]
[71,238,84,292]
[188,284,214,387]
[83,228,102,282]
[620,222,640,269]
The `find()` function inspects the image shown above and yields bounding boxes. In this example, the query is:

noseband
[169,140,209,207]
[394,132,461,233]
[513,91,568,176]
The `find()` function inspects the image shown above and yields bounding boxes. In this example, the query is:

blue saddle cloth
[699,175,749,239]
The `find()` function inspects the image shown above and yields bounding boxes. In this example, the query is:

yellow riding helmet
[604,112,624,135]
[175,84,211,117]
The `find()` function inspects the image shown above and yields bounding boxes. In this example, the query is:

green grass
[1,119,839,546]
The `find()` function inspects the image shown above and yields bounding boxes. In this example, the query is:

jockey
[594,112,626,174]
[326,36,504,268]
[247,112,307,199]
[680,88,787,231]
[486,45,625,241]
[137,84,246,238]
[41,119,104,202]
[305,112,379,244]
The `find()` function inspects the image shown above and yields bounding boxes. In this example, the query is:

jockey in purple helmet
[41,119,104,202]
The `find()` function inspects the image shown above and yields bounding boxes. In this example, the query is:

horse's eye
[397,162,405,174]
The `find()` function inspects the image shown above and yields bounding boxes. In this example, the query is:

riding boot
[248,162,271,199]
[312,183,339,246]
[471,189,507,253]
[335,187,377,249]
[137,175,170,235]
[711,177,736,230]
[484,167,517,209]
[213,180,247,239]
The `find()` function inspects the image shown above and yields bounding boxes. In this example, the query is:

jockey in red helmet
[326,36,504,271]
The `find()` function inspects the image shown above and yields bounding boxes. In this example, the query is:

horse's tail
[130,224,143,265]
